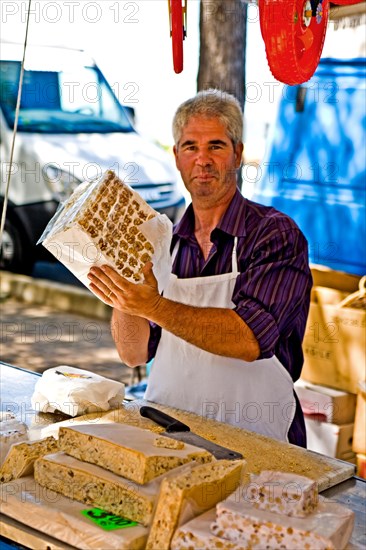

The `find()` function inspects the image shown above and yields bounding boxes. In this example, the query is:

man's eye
[210,145,222,150]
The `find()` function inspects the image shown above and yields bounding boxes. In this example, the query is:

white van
[0,42,185,273]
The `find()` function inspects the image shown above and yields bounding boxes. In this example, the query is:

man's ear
[173,145,180,169]
[235,142,244,168]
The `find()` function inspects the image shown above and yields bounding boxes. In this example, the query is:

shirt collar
[173,188,248,239]
[215,188,248,237]
[173,202,195,239]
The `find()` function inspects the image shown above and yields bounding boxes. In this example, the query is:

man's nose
[195,148,212,166]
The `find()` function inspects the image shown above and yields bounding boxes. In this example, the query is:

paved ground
[0,296,144,387]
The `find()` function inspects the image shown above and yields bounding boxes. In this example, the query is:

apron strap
[171,240,180,263]
[231,236,239,274]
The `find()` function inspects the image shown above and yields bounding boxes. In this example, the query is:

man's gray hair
[172,89,243,146]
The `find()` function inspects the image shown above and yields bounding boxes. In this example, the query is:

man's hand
[87,262,162,319]
[88,263,260,363]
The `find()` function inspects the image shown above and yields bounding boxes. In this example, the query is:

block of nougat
[0,436,58,483]
[171,509,241,550]
[0,412,28,466]
[58,423,212,484]
[0,476,148,550]
[154,435,185,449]
[248,470,318,517]
[212,492,354,549]
[75,170,158,282]
[41,170,161,286]
[146,459,246,550]
[34,452,163,526]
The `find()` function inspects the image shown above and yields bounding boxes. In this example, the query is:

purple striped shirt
[148,189,312,447]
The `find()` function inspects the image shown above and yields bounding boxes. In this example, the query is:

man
[88,90,312,447]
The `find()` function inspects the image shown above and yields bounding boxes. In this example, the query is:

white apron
[145,238,296,442]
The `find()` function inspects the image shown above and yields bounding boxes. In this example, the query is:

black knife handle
[140,406,190,433]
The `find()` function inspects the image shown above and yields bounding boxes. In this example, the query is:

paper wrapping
[0,476,148,550]
[31,366,125,417]
[38,170,173,298]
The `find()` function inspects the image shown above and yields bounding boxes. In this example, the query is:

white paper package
[0,476,148,550]
[31,366,125,417]
[38,170,173,298]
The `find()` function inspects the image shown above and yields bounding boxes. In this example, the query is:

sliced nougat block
[58,423,212,484]
[171,509,241,550]
[248,470,318,517]
[212,493,354,550]
[146,459,246,550]
[0,413,28,466]
[0,436,58,483]
[0,476,148,550]
[34,452,162,526]
[75,171,157,281]
[153,435,185,450]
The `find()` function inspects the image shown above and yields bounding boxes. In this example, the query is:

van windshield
[0,61,134,134]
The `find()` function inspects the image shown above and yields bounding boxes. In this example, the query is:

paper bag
[31,366,125,417]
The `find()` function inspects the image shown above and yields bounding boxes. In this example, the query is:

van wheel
[0,218,33,274]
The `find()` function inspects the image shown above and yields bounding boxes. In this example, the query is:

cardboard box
[301,268,365,394]
[304,416,355,462]
[295,379,357,425]
[352,382,366,454]
[311,267,361,293]
[356,454,366,479]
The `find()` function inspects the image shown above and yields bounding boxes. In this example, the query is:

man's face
[173,116,243,208]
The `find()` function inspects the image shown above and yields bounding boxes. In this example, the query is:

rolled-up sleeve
[233,217,312,358]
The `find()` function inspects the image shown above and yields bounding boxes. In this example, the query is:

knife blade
[140,405,243,460]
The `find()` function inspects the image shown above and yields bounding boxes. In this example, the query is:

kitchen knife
[140,405,243,460]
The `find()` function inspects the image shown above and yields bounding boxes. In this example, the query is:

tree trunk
[197,0,247,111]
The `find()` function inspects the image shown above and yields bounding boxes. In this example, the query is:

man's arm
[110,309,150,367]
[88,264,260,363]
[232,220,312,363]
[146,299,259,361]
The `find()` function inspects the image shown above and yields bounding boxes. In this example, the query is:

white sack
[31,366,125,417]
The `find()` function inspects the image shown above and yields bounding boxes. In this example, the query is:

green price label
[81,507,138,531]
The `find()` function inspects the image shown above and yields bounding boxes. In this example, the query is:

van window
[0,61,134,134]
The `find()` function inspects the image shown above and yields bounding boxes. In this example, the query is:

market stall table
[0,362,365,549]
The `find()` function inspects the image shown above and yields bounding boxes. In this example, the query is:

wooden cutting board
[40,399,356,492]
